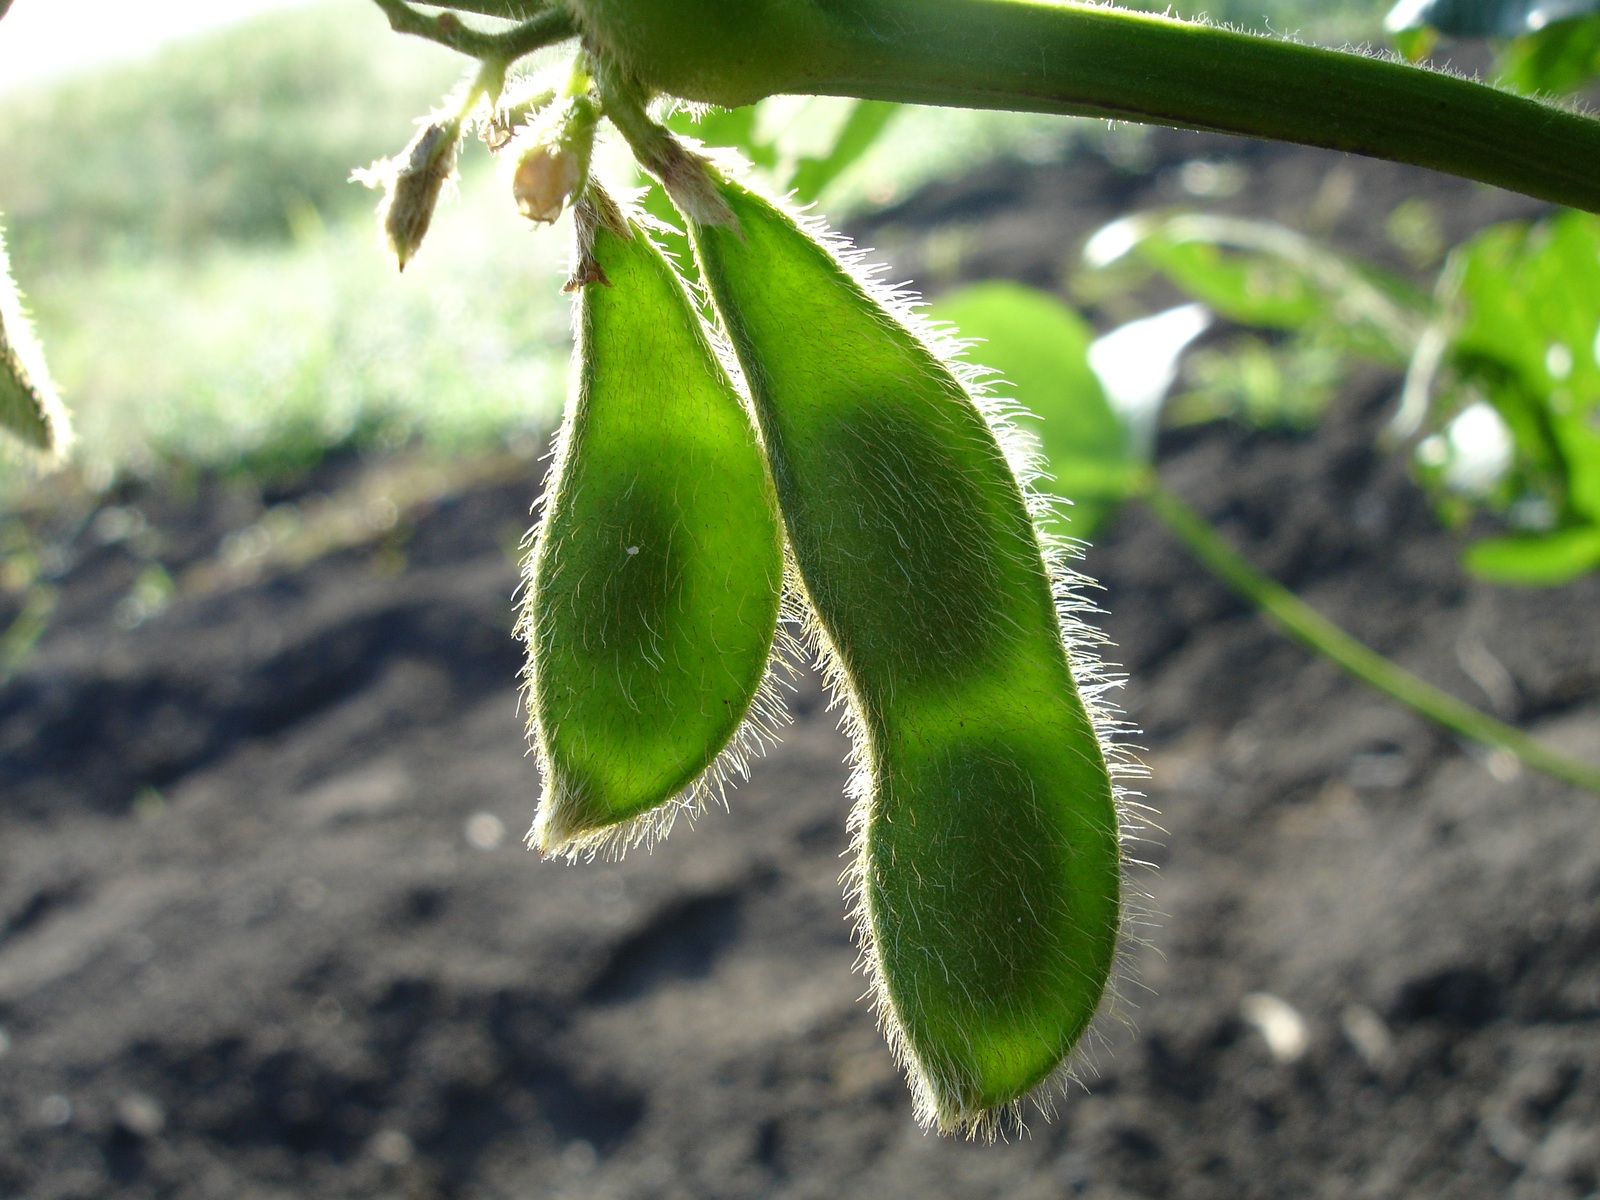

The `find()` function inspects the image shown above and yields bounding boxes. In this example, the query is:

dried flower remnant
[513,144,583,223]
[353,118,462,272]
[509,98,598,226]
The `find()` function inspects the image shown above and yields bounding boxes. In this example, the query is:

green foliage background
[0,3,572,486]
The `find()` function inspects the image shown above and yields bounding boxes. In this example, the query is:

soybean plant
[12,0,1600,1139]
[342,0,1600,1135]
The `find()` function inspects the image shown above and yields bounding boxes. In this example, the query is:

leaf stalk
[1141,479,1600,794]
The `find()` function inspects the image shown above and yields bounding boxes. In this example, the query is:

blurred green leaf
[665,97,899,203]
[1496,13,1600,92]
[1170,332,1347,429]
[1083,213,1424,366]
[1450,212,1600,524]
[1391,24,1440,58]
[1386,0,1600,37]
[1385,198,1448,270]
[787,101,900,204]
[665,104,779,171]
[1465,524,1600,583]
[932,282,1140,537]
[0,582,55,681]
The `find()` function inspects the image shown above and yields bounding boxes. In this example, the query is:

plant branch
[592,63,736,226]
[420,0,549,17]
[1141,480,1600,795]
[590,0,1600,215]
[371,0,575,63]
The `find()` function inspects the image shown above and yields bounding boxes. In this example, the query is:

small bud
[353,118,461,272]
[513,142,582,224]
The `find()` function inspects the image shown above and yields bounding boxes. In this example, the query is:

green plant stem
[1141,480,1600,794]
[371,0,575,62]
[581,0,1600,214]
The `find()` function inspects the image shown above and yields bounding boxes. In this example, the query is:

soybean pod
[687,175,1124,1134]
[522,194,785,858]
[0,223,69,456]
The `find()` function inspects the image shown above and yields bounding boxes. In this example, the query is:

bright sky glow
[0,0,305,94]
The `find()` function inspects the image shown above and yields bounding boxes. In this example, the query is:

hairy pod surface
[0,225,69,455]
[523,210,784,857]
[688,177,1122,1133]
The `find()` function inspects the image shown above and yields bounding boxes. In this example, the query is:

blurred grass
[0,2,463,267]
[21,173,572,487]
[0,2,576,496]
[0,0,1390,503]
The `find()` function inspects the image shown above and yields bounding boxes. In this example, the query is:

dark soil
[4,128,1600,1200]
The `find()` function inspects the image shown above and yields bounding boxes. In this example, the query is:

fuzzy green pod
[522,199,785,857]
[0,224,70,456]
[688,176,1122,1134]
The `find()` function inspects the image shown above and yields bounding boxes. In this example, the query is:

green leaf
[1391,25,1439,59]
[1496,13,1600,94]
[1451,212,1600,523]
[664,97,897,204]
[645,98,899,278]
[932,282,1139,537]
[1464,525,1600,584]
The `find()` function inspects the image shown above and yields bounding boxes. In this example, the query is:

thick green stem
[1142,481,1600,794]
[573,0,1600,214]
